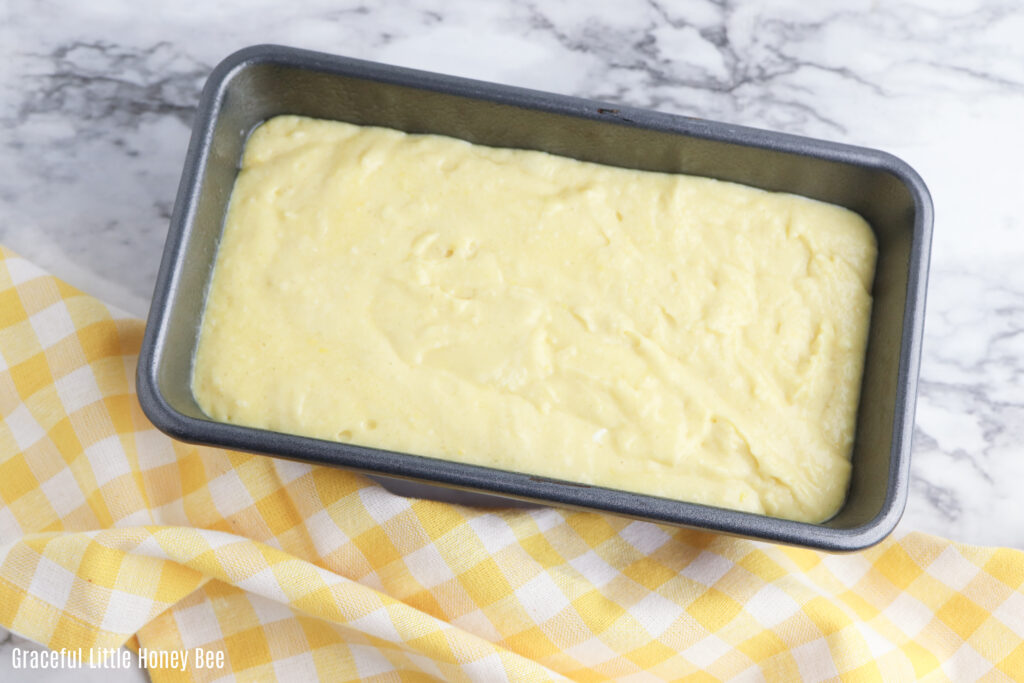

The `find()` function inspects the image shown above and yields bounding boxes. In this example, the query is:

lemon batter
[192,115,877,523]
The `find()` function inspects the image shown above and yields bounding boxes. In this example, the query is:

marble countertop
[2,0,1023,677]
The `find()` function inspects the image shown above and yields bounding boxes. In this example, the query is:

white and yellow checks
[0,244,1022,682]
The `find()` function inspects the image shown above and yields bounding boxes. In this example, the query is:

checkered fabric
[0,245,1022,682]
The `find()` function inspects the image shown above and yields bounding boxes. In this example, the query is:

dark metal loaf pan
[137,44,932,552]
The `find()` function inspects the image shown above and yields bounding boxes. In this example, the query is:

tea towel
[1,246,1022,681]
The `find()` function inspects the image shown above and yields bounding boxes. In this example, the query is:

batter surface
[192,115,877,523]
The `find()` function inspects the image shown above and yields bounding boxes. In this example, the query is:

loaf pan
[137,44,932,551]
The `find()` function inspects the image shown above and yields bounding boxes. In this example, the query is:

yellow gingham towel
[0,245,1022,682]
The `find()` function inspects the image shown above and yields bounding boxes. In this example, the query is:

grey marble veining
[2,0,1022,549]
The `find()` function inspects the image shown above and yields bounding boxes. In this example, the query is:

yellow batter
[192,115,877,523]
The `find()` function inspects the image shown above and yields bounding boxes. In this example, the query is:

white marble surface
[2,0,1023,677]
